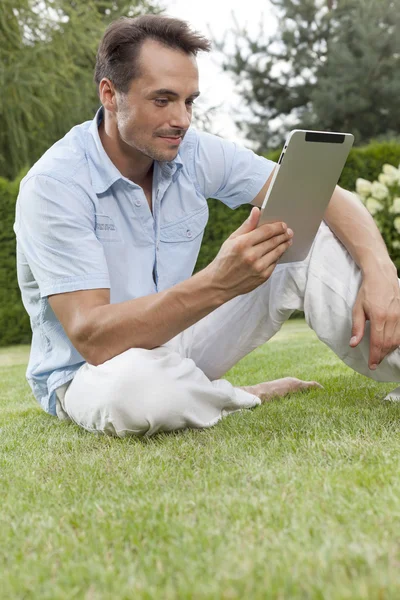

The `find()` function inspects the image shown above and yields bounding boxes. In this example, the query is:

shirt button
[135,200,141,207]
[186,229,192,238]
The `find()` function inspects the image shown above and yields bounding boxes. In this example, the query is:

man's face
[113,39,200,162]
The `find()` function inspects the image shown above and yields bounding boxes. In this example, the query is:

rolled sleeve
[191,130,276,209]
[14,174,110,298]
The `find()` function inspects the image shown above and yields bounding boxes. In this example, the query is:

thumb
[350,302,366,347]
[230,207,260,239]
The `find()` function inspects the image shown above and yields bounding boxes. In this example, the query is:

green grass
[1,320,400,599]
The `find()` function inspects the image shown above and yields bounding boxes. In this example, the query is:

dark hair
[94,15,211,94]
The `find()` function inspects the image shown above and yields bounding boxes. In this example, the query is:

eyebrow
[151,89,201,98]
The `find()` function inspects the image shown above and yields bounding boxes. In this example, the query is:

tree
[217,0,400,152]
[0,0,160,180]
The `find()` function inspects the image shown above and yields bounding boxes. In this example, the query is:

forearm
[324,185,396,276]
[81,266,226,366]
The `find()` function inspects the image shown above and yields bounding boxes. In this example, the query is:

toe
[304,381,324,389]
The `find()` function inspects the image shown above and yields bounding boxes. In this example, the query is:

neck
[98,112,154,187]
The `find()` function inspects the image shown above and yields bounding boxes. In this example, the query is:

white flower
[378,173,393,186]
[371,181,389,200]
[380,164,400,186]
[392,240,400,249]
[366,197,384,215]
[355,178,372,197]
[389,197,400,214]
[383,164,399,176]
[394,217,400,234]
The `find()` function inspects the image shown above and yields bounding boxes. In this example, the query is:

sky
[162,0,278,146]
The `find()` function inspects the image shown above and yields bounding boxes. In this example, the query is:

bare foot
[239,377,323,404]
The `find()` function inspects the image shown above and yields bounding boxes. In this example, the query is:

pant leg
[187,221,400,383]
[56,220,400,437]
[55,342,260,438]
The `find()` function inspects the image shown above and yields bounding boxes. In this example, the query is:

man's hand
[323,186,400,370]
[350,266,400,369]
[207,207,293,301]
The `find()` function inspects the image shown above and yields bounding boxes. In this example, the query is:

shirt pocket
[160,205,209,243]
[94,213,123,243]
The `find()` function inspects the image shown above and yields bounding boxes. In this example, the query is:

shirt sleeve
[190,130,276,209]
[14,174,110,298]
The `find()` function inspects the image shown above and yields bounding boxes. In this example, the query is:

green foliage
[0,0,160,180]
[338,140,400,191]
[218,0,400,153]
[354,163,400,272]
[0,170,31,346]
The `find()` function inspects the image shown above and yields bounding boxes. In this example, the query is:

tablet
[257,129,354,263]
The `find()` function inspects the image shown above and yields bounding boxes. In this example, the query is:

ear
[99,78,118,114]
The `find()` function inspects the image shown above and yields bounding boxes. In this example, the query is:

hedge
[2,140,400,346]
[0,170,31,346]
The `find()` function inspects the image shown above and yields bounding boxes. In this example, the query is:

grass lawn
[1,320,400,599]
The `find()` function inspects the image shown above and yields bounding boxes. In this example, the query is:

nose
[169,101,191,130]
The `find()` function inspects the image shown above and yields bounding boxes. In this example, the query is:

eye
[154,98,168,107]
[186,100,196,107]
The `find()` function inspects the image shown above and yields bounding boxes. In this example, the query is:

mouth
[159,135,182,145]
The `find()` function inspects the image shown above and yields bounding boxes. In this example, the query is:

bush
[355,163,400,272]
[0,170,31,346]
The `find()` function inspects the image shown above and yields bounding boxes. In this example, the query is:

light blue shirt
[14,107,275,416]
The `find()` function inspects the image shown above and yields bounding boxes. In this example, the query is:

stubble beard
[116,101,179,163]
[119,125,179,164]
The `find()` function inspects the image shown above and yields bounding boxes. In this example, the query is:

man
[14,15,400,437]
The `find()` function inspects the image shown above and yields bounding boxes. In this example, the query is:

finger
[257,239,293,273]
[230,207,261,239]
[391,320,400,353]
[251,231,293,260]
[251,222,291,246]
[350,302,366,348]
[251,222,292,246]
[262,261,278,280]
[387,320,400,359]
[239,220,289,246]
[377,318,397,365]
[369,317,385,370]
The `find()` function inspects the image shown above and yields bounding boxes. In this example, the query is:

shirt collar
[86,106,183,195]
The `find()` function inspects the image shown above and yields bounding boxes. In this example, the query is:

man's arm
[250,168,275,208]
[49,216,292,367]
[49,269,226,367]
[252,174,400,368]
[323,185,400,369]
[323,185,395,275]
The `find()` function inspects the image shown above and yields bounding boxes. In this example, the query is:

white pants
[55,222,400,437]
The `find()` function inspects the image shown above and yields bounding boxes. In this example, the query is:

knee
[94,347,186,437]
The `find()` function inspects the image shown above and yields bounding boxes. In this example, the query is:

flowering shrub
[355,163,400,273]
